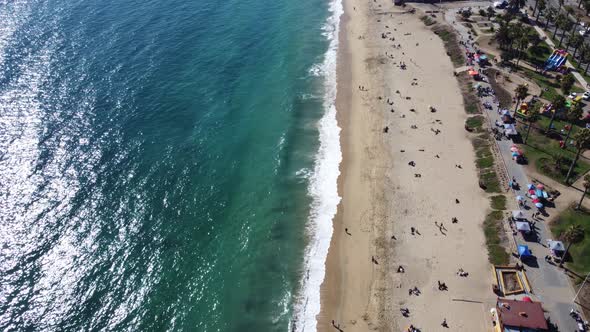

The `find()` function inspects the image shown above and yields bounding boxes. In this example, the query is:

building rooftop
[497,298,548,331]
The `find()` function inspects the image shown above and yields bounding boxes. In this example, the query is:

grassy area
[484,210,510,265]
[526,41,552,67]
[432,25,464,67]
[473,135,502,193]
[420,15,436,26]
[491,195,507,210]
[519,121,590,183]
[465,115,485,132]
[518,66,561,101]
[550,206,590,274]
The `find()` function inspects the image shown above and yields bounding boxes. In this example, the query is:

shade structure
[535,189,544,197]
[504,124,517,136]
[548,240,565,252]
[516,195,524,201]
[468,70,478,76]
[536,184,544,189]
[531,195,538,200]
[532,198,540,204]
[512,152,519,157]
[522,296,533,303]
[510,146,519,152]
[512,210,525,219]
[535,202,543,208]
[527,184,534,190]
[516,221,531,232]
[518,244,533,257]
[502,109,511,116]
[528,189,536,195]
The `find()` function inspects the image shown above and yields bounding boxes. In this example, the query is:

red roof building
[495,298,549,331]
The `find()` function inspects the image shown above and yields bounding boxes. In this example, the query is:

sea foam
[291,0,343,329]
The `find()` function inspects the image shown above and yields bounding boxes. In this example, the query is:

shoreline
[318,1,494,331]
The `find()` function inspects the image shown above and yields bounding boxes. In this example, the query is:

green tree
[558,0,565,13]
[461,10,472,20]
[564,102,583,143]
[565,128,590,183]
[514,84,529,114]
[496,22,513,50]
[577,174,590,209]
[516,33,530,66]
[552,153,566,172]
[536,0,547,22]
[553,13,567,39]
[559,224,585,267]
[579,43,590,74]
[524,106,540,143]
[567,34,584,57]
[561,73,576,94]
[584,0,590,14]
[487,6,496,20]
[581,44,590,74]
[545,7,557,29]
[548,94,566,134]
[558,17,574,47]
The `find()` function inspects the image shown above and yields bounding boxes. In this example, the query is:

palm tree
[516,34,530,66]
[577,174,590,209]
[547,94,566,134]
[564,102,583,144]
[495,23,513,50]
[558,0,565,13]
[536,0,547,22]
[553,13,567,39]
[552,153,566,172]
[580,44,590,74]
[558,17,574,47]
[567,34,584,57]
[514,84,529,115]
[565,128,590,184]
[559,224,585,267]
[524,106,540,144]
[545,7,557,29]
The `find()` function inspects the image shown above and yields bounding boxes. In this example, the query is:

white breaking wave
[291,0,343,330]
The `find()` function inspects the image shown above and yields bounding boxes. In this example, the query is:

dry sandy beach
[319,0,495,331]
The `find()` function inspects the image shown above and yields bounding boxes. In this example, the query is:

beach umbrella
[536,184,544,190]
[527,184,534,190]
[528,189,536,195]
[522,296,533,303]
[510,146,519,152]
[516,195,524,201]
[535,202,544,208]
[512,152,519,157]
[468,70,478,76]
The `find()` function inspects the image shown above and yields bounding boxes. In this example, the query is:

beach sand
[318,0,495,331]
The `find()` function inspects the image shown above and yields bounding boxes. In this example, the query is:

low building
[492,298,549,331]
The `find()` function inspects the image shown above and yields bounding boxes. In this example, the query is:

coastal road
[440,7,582,331]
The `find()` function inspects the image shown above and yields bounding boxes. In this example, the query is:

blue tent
[518,244,533,257]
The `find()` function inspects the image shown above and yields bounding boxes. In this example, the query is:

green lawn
[473,135,501,193]
[519,120,590,184]
[526,41,552,67]
[491,195,507,210]
[518,67,561,101]
[550,207,590,274]
[484,210,510,265]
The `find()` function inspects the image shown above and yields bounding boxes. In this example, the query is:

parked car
[493,0,508,8]
[583,91,590,100]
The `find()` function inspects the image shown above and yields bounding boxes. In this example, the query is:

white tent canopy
[516,221,531,232]
[547,240,565,252]
[512,210,526,220]
[503,123,517,136]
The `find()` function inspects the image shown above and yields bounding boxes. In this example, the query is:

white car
[568,92,577,99]
[583,91,590,100]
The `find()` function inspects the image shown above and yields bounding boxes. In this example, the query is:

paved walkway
[443,8,581,331]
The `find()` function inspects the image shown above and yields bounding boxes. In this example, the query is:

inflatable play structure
[544,49,568,71]
[515,102,530,118]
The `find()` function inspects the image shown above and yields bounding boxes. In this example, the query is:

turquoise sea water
[0,0,340,330]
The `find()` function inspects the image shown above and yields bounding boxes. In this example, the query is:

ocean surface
[0,0,341,331]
